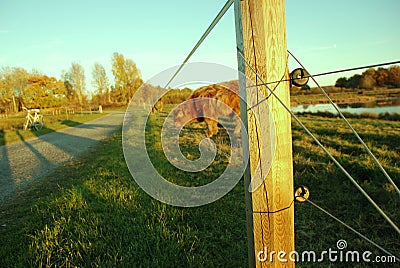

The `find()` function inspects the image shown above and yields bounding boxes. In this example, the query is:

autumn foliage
[0,52,145,114]
[335,65,400,89]
[0,67,69,113]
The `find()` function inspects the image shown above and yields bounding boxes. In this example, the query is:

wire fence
[161,0,399,259]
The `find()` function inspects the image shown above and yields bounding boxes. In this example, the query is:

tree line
[335,65,400,89]
[0,52,144,113]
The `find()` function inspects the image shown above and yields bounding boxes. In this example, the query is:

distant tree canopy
[335,65,400,89]
[0,67,68,112]
[133,83,192,105]
[62,63,86,107]
[162,87,193,104]
[0,52,144,112]
[111,52,143,104]
[23,75,67,108]
[91,63,109,105]
[90,53,144,107]
[0,52,206,113]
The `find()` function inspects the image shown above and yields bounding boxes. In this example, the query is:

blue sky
[0,0,399,92]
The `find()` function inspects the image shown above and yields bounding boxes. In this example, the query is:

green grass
[0,131,248,267]
[0,112,106,145]
[291,116,399,267]
[0,109,399,267]
[291,87,400,106]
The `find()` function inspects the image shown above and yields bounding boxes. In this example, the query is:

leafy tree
[360,75,375,89]
[347,74,362,89]
[1,67,68,111]
[23,75,67,108]
[111,52,142,104]
[62,63,86,107]
[0,67,29,112]
[181,87,193,97]
[0,68,14,110]
[64,80,76,102]
[162,87,193,104]
[112,52,127,103]
[359,68,376,89]
[335,77,348,88]
[376,68,389,87]
[363,67,376,78]
[335,66,400,89]
[388,65,400,87]
[92,62,108,104]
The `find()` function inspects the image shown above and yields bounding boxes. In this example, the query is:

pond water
[291,103,400,115]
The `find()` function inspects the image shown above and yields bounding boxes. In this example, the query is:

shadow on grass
[60,120,81,128]
[0,118,118,207]
[0,128,4,146]
[16,130,56,168]
[290,116,400,262]
[2,113,399,267]
[1,131,248,267]
[61,119,119,130]
[0,141,13,204]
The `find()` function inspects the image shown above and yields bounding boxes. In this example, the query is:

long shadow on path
[0,145,14,203]
[0,112,124,205]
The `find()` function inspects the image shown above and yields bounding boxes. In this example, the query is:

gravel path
[0,112,125,204]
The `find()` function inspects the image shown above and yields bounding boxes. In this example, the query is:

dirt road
[0,112,125,204]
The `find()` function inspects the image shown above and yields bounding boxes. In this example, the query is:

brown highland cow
[173,84,240,137]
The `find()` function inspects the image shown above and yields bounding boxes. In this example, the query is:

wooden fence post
[236,0,295,266]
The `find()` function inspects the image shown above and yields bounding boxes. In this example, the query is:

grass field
[291,87,400,106]
[0,112,106,145]
[0,108,398,267]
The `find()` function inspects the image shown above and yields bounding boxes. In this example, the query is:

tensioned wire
[161,0,399,199]
[156,0,399,256]
[246,60,400,87]
[164,0,234,89]
[237,49,400,236]
[241,51,399,199]
[237,0,398,256]
[288,50,400,197]
[240,47,400,258]
[305,198,399,261]
[160,0,399,199]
